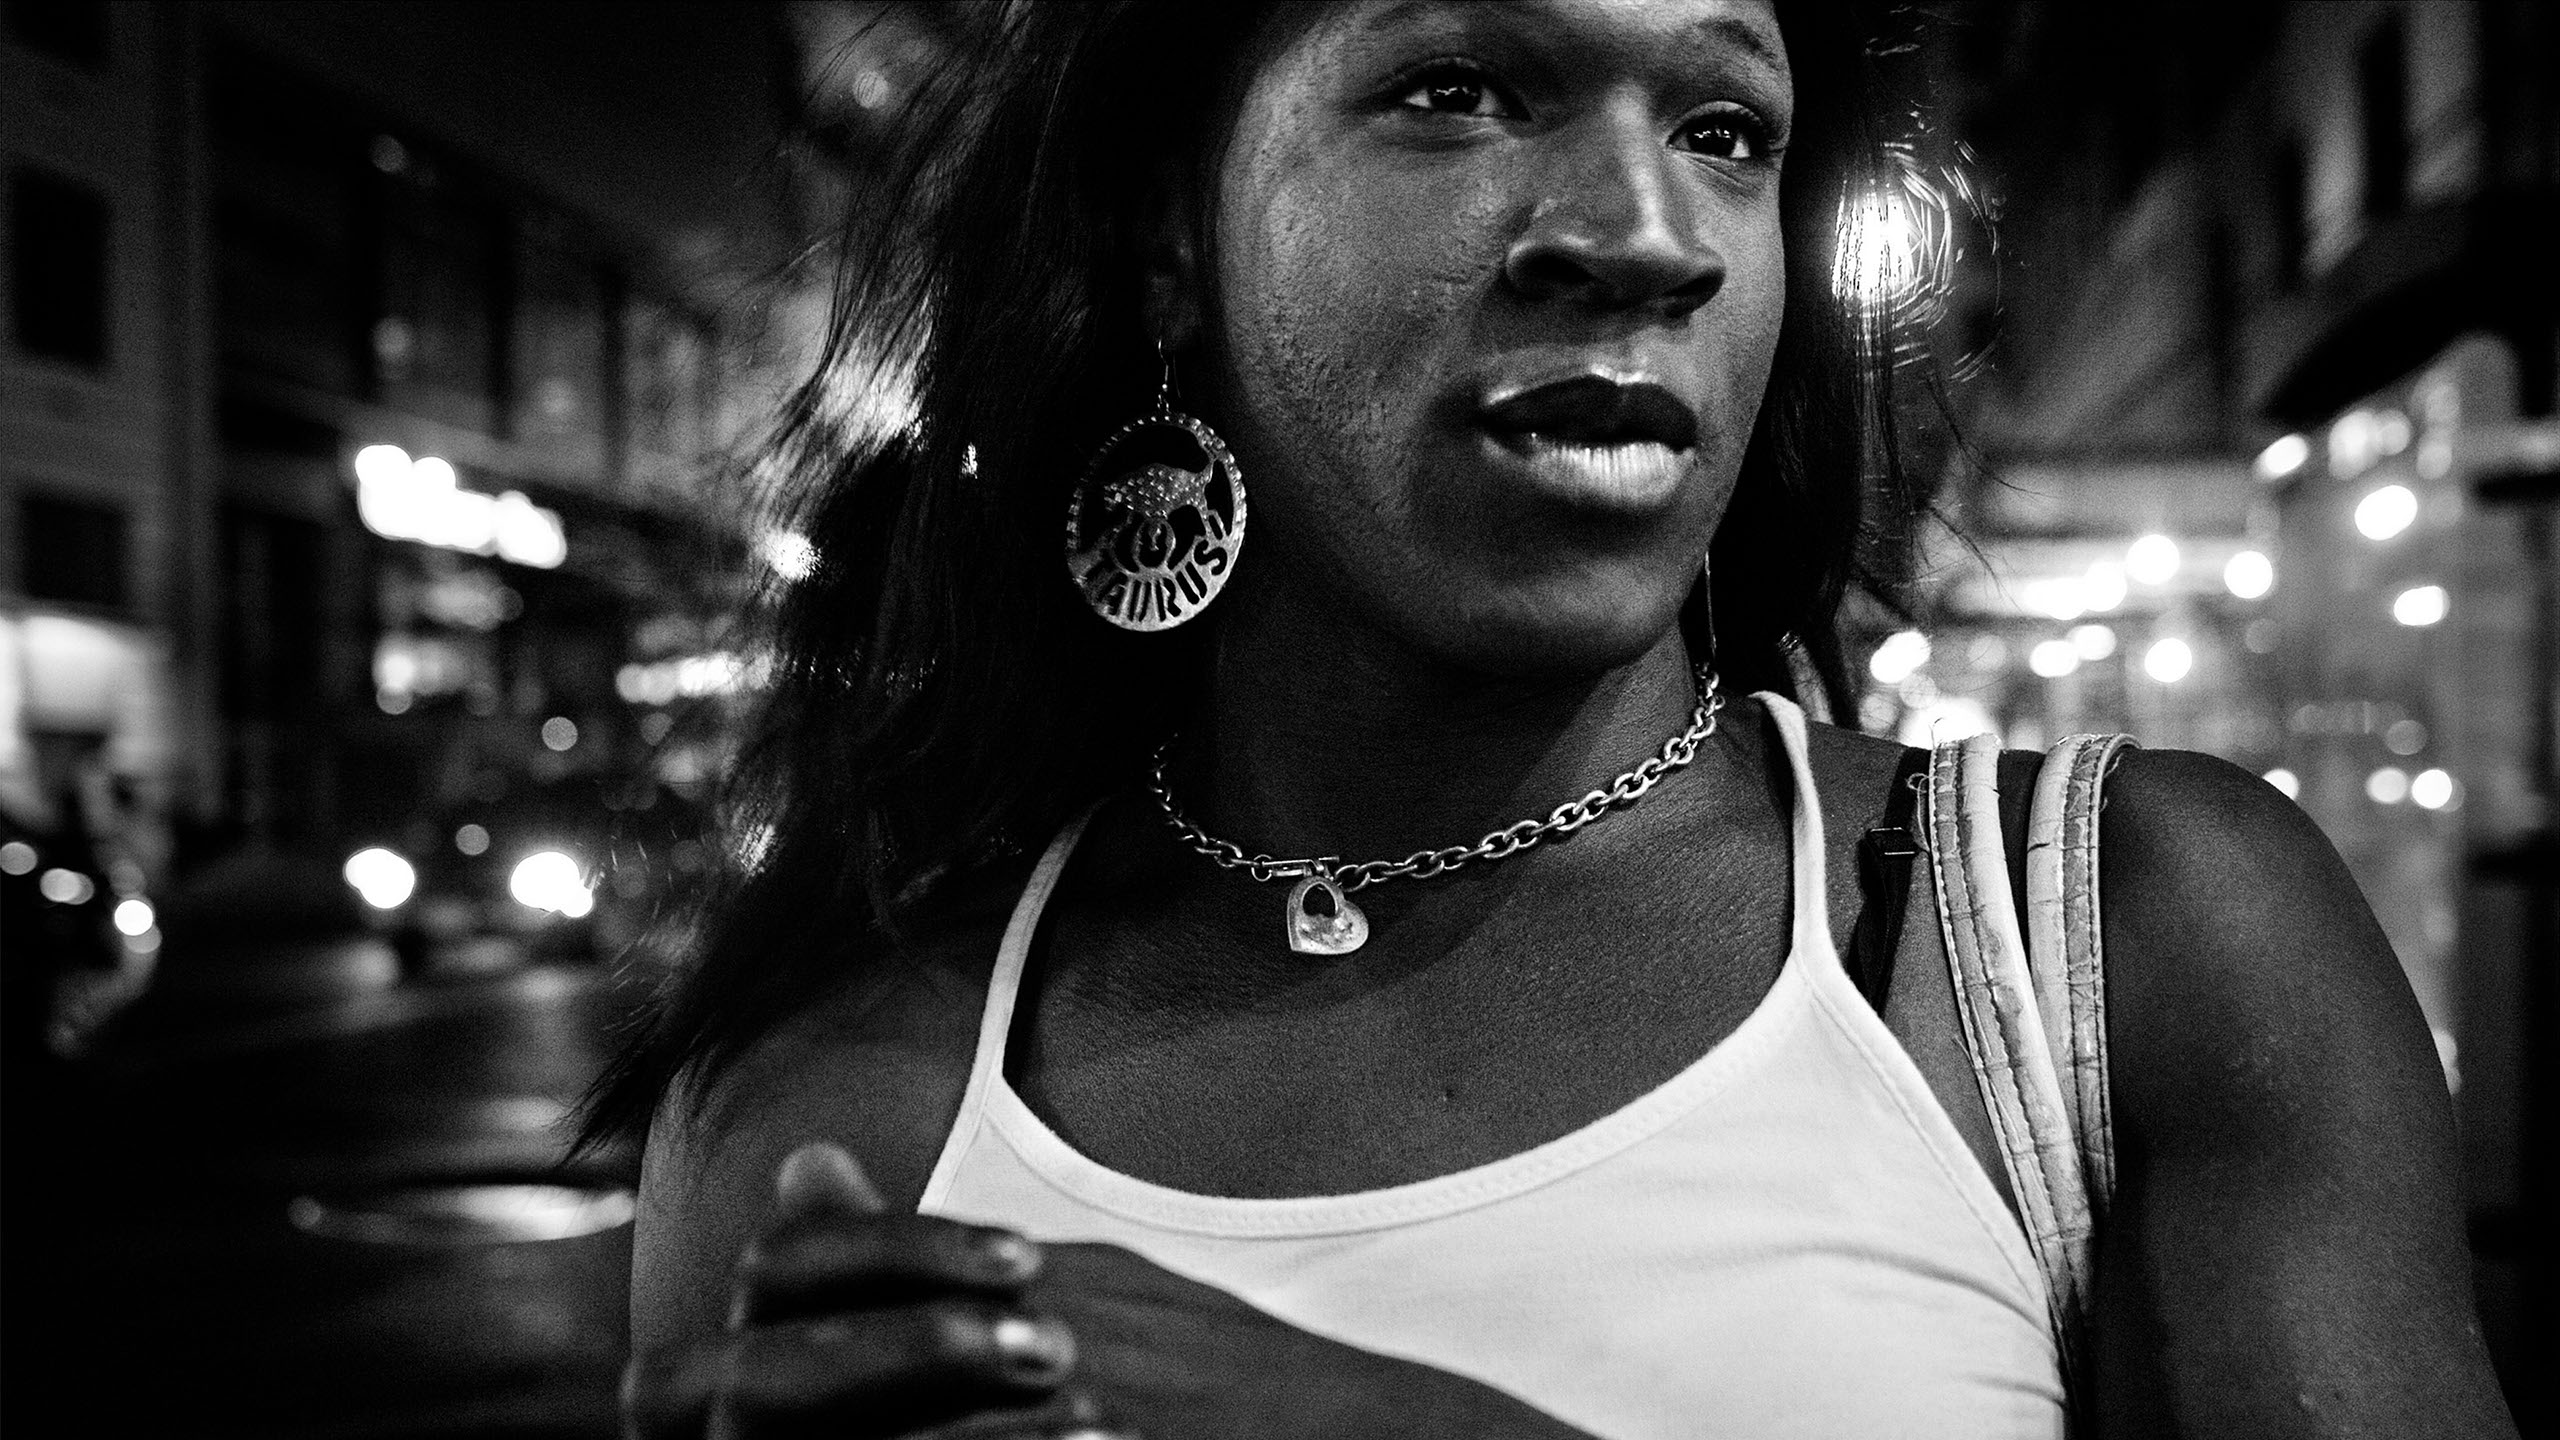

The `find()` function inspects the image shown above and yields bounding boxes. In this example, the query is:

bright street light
[2392,585,2448,627]
[2411,769,2457,810]
[2126,534,2181,586]
[2069,623,2117,660]
[2028,640,2080,678]
[1868,629,1931,685]
[2253,434,2310,481]
[510,850,594,918]
[2354,484,2418,541]
[2080,561,2128,613]
[2224,550,2273,599]
[2143,637,2193,683]
[343,848,417,909]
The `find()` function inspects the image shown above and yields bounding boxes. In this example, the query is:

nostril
[1507,249,1598,300]
[1502,217,1725,313]
[1658,267,1724,317]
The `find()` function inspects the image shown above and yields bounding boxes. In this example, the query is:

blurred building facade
[2,1,827,994]
[1894,0,2558,1413]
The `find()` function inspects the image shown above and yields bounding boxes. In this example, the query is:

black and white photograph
[0,1,2551,1435]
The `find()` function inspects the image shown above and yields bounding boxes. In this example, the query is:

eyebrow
[1351,2,1792,81]
[1686,12,1787,78]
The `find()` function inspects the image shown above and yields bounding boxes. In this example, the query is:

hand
[1028,1243,1592,1440]
[621,1142,1127,1440]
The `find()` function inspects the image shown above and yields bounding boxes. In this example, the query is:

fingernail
[986,1232,1042,1280]
[776,1141,885,1213]
[990,1314,1076,1377]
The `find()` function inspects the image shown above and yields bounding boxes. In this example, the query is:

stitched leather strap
[1926,735,2093,1396]
[2026,733,2136,1220]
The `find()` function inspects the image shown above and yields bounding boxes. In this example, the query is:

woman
[597,2,2516,1436]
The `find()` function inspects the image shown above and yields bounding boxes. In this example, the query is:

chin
[1431,569,1692,680]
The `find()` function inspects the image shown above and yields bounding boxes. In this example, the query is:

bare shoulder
[627,865,1027,1348]
[2086,747,2514,1437]
[2091,746,2445,1130]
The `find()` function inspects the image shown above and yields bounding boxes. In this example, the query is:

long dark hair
[581,0,1922,1145]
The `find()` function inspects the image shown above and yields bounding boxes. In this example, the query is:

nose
[1502,116,1726,317]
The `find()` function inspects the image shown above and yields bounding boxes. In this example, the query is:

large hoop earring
[1064,344,1248,632]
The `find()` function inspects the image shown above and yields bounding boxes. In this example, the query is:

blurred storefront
[3,2,820,1023]
[1890,0,2558,1413]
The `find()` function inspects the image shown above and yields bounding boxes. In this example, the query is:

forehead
[1313,0,1791,84]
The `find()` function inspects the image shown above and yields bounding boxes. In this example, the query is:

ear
[1139,158,1207,351]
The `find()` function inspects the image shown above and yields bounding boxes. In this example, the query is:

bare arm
[2092,749,2514,1438]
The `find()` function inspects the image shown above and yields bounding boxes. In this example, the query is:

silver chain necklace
[1150,666,1725,956]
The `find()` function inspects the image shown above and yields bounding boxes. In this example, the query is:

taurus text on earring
[1064,346,1247,632]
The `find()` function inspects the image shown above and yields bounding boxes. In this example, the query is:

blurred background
[0,0,2551,1434]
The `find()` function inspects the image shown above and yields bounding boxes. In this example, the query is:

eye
[1393,62,1518,120]
[1675,106,1778,162]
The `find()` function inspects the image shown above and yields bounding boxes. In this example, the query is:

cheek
[1724,222,1788,440]
[1212,132,1499,487]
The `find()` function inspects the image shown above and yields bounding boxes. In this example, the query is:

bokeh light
[2080,561,2128,613]
[2354,483,2418,541]
[1868,629,1932,685]
[759,529,819,582]
[509,850,593,918]
[40,868,96,905]
[2142,637,2193,683]
[2392,585,2448,626]
[2224,550,2274,599]
[2411,768,2458,811]
[343,848,417,909]
[2028,639,2080,678]
[2253,433,2310,481]
[2126,533,2181,586]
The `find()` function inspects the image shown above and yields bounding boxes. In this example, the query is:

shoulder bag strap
[1925,734,2094,1391]
[2024,733,2136,1222]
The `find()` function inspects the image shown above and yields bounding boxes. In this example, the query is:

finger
[896,1390,1136,1439]
[775,1140,886,1217]
[734,1213,1042,1326]
[626,1304,1076,1440]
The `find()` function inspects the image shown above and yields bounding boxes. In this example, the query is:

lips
[1478,374,1700,452]
[1473,372,1699,512]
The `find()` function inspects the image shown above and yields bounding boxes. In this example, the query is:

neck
[1175,588,1710,865]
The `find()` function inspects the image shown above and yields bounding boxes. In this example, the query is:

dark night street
[17,931,645,1437]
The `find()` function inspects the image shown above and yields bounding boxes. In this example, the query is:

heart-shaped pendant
[1285,873,1369,956]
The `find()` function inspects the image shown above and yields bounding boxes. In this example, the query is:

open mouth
[1478,374,1700,452]
[1476,374,1698,509]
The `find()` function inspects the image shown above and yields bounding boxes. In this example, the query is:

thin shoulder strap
[2024,734,2136,1218]
[917,804,1099,1213]
[1925,735,2093,1386]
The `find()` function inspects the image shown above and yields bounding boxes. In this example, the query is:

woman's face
[1198,0,1793,676]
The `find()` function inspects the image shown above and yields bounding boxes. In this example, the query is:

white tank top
[919,695,2065,1439]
